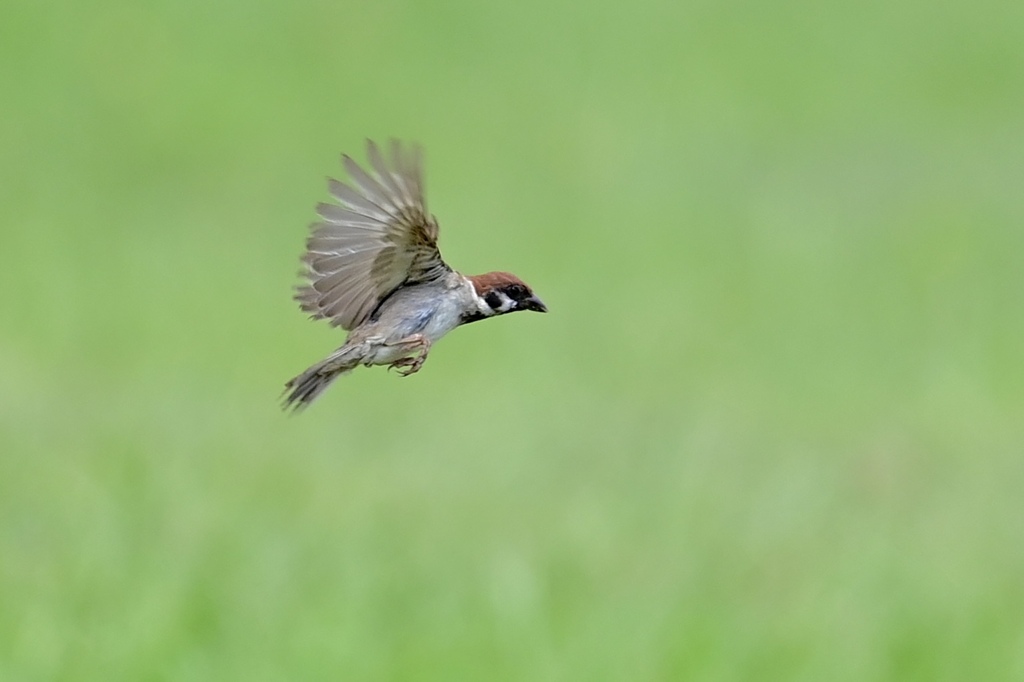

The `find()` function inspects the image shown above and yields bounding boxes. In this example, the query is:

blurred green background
[2,0,1023,679]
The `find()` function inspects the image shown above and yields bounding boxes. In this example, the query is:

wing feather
[315,203,385,228]
[326,179,392,221]
[366,140,408,207]
[342,154,395,210]
[392,140,426,222]
[295,139,451,330]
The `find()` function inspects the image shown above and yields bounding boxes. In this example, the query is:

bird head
[467,271,547,320]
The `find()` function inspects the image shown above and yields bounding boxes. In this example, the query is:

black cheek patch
[484,291,503,310]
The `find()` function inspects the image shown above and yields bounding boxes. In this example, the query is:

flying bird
[283,140,546,410]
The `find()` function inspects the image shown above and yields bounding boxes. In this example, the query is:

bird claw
[387,356,423,376]
[387,354,426,377]
[386,335,430,376]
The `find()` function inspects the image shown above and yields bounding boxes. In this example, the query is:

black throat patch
[459,309,490,326]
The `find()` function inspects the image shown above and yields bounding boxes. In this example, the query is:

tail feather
[282,349,360,411]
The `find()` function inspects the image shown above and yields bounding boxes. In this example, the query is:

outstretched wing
[295,140,451,330]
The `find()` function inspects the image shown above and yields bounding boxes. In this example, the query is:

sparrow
[282,139,547,410]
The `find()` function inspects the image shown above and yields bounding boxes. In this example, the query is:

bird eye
[484,291,503,310]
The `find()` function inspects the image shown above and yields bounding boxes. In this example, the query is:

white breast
[422,277,488,341]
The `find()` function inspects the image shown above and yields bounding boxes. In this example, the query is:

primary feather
[295,140,450,330]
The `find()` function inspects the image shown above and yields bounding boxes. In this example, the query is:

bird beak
[523,296,547,313]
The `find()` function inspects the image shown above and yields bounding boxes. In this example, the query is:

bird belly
[358,300,463,367]
[418,301,464,342]
[368,343,417,366]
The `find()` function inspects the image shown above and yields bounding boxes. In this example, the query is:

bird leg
[385,334,432,377]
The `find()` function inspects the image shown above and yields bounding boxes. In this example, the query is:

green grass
[2,0,1023,679]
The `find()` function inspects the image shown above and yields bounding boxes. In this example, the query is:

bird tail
[282,347,362,411]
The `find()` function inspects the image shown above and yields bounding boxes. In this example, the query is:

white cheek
[470,289,513,315]
[496,293,517,313]
[470,290,494,315]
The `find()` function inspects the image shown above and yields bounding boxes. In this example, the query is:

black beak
[523,296,547,313]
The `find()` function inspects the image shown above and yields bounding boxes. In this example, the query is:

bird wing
[295,139,451,330]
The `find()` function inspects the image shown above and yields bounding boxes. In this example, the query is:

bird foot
[387,355,426,376]
[386,334,430,377]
